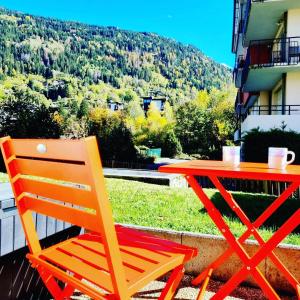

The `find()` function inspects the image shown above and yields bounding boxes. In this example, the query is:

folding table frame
[160,161,300,300]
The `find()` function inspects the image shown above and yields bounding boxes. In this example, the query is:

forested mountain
[0,7,235,163]
[0,8,231,104]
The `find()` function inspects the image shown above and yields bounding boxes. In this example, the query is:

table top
[159,160,300,182]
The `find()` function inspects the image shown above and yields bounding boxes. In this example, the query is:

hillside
[0,8,232,104]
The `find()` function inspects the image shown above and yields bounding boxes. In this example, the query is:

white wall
[286,72,300,105]
[241,115,300,133]
[253,91,269,115]
[287,9,300,37]
[259,91,269,106]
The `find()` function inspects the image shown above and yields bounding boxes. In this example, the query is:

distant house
[107,101,124,111]
[142,95,167,112]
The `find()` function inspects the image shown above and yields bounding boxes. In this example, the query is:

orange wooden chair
[0,136,197,300]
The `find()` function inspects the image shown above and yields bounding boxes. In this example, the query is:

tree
[175,102,218,157]
[0,90,61,138]
[157,130,182,157]
[0,90,62,172]
[88,108,137,161]
[77,98,90,119]
[163,101,175,123]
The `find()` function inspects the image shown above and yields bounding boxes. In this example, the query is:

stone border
[122,224,300,294]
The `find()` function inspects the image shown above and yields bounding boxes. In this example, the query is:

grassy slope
[0,173,299,245]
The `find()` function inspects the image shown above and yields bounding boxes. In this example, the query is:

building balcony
[239,104,300,135]
[241,112,300,133]
[245,104,300,116]
[243,0,300,46]
[241,36,300,91]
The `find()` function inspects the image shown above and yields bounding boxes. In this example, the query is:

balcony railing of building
[242,36,300,85]
[249,37,300,67]
[242,105,300,120]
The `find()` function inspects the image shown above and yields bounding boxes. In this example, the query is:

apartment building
[232,0,300,140]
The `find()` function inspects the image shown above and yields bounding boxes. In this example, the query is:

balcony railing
[247,105,300,116]
[248,37,300,67]
[242,36,300,86]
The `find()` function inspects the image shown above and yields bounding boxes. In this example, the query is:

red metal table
[159,160,300,300]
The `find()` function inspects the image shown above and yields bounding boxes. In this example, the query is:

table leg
[186,175,300,299]
[192,178,300,290]
[211,209,300,299]
[186,176,280,298]
[211,176,300,290]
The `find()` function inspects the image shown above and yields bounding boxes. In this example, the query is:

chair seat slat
[74,234,163,270]
[40,250,113,293]
[58,242,145,280]
[117,225,197,260]
[27,254,108,300]
[76,235,172,264]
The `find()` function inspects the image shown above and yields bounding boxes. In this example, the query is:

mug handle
[287,151,296,165]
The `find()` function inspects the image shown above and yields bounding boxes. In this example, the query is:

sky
[0,0,235,66]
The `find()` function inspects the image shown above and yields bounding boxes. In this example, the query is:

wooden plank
[40,250,113,292]
[59,242,144,280]
[11,139,87,162]
[11,158,91,185]
[13,214,26,250]
[0,216,14,256]
[75,235,171,264]
[46,216,56,236]
[117,226,195,254]
[28,254,108,300]
[20,196,99,232]
[15,177,96,209]
[36,213,47,240]
[73,238,158,272]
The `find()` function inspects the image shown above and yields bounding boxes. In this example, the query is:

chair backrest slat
[11,139,87,162]
[14,177,96,209]
[19,195,99,232]
[9,158,91,185]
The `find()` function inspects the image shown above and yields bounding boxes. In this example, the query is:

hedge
[243,128,300,164]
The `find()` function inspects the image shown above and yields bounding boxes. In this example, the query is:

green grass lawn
[0,172,8,183]
[106,178,300,246]
[1,173,299,245]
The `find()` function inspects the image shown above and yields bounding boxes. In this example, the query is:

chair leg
[59,283,76,300]
[196,268,213,300]
[58,274,83,300]
[159,265,185,300]
[37,266,63,299]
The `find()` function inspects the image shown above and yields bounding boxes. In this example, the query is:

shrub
[0,93,62,171]
[0,94,61,139]
[157,130,182,158]
[88,108,137,161]
[243,128,300,164]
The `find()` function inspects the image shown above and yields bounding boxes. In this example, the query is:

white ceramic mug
[268,147,295,169]
[223,146,240,167]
